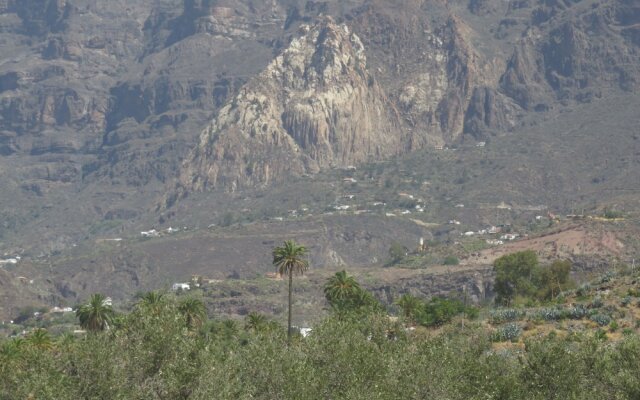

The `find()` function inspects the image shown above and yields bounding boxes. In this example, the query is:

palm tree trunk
[288,270,293,345]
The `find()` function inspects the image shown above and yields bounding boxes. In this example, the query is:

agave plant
[489,309,524,324]
[493,323,522,342]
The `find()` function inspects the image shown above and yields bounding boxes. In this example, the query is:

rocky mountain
[0,0,638,319]
[172,0,640,194]
[175,18,405,194]
[0,0,636,209]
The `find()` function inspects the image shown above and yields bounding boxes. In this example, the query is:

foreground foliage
[2,296,640,400]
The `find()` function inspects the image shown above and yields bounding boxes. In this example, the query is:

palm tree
[222,319,239,337]
[58,333,76,349]
[178,298,207,330]
[1,338,25,359]
[245,312,268,333]
[272,240,309,344]
[137,291,166,315]
[76,293,115,332]
[396,293,423,325]
[324,270,361,309]
[27,328,53,350]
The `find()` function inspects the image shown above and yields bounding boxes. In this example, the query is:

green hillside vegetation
[3,248,640,398]
[494,251,574,305]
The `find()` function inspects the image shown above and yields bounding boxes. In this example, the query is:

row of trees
[75,292,207,333]
[73,246,575,337]
[3,241,639,398]
[3,297,639,399]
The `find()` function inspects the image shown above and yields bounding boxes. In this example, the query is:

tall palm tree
[396,293,423,325]
[76,293,115,332]
[324,270,361,309]
[272,240,309,344]
[178,298,207,330]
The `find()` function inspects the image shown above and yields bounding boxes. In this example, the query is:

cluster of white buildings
[141,227,181,238]
[461,226,501,237]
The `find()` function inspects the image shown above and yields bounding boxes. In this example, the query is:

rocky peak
[269,19,367,90]
[173,18,404,197]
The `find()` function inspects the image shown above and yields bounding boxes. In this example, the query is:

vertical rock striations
[177,18,404,193]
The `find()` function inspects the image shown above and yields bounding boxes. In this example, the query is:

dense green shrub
[603,209,623,219]
[417,297,472,327]
[387,242,408,266]
[493,251,574,305]
[443,256,460,266]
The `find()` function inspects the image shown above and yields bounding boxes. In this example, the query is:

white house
[500,234,519,241]
[141,229,159,238]
[172,283,191,291]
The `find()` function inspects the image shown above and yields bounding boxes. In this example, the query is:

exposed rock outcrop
[463,87,520,139]
[0,0,637,253]
[177,18,405,192]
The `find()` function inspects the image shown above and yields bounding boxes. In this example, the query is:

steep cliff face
[169,0,639,196]
[0,0,637,251]
[178,18,404,193]
[499,0,640,109]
